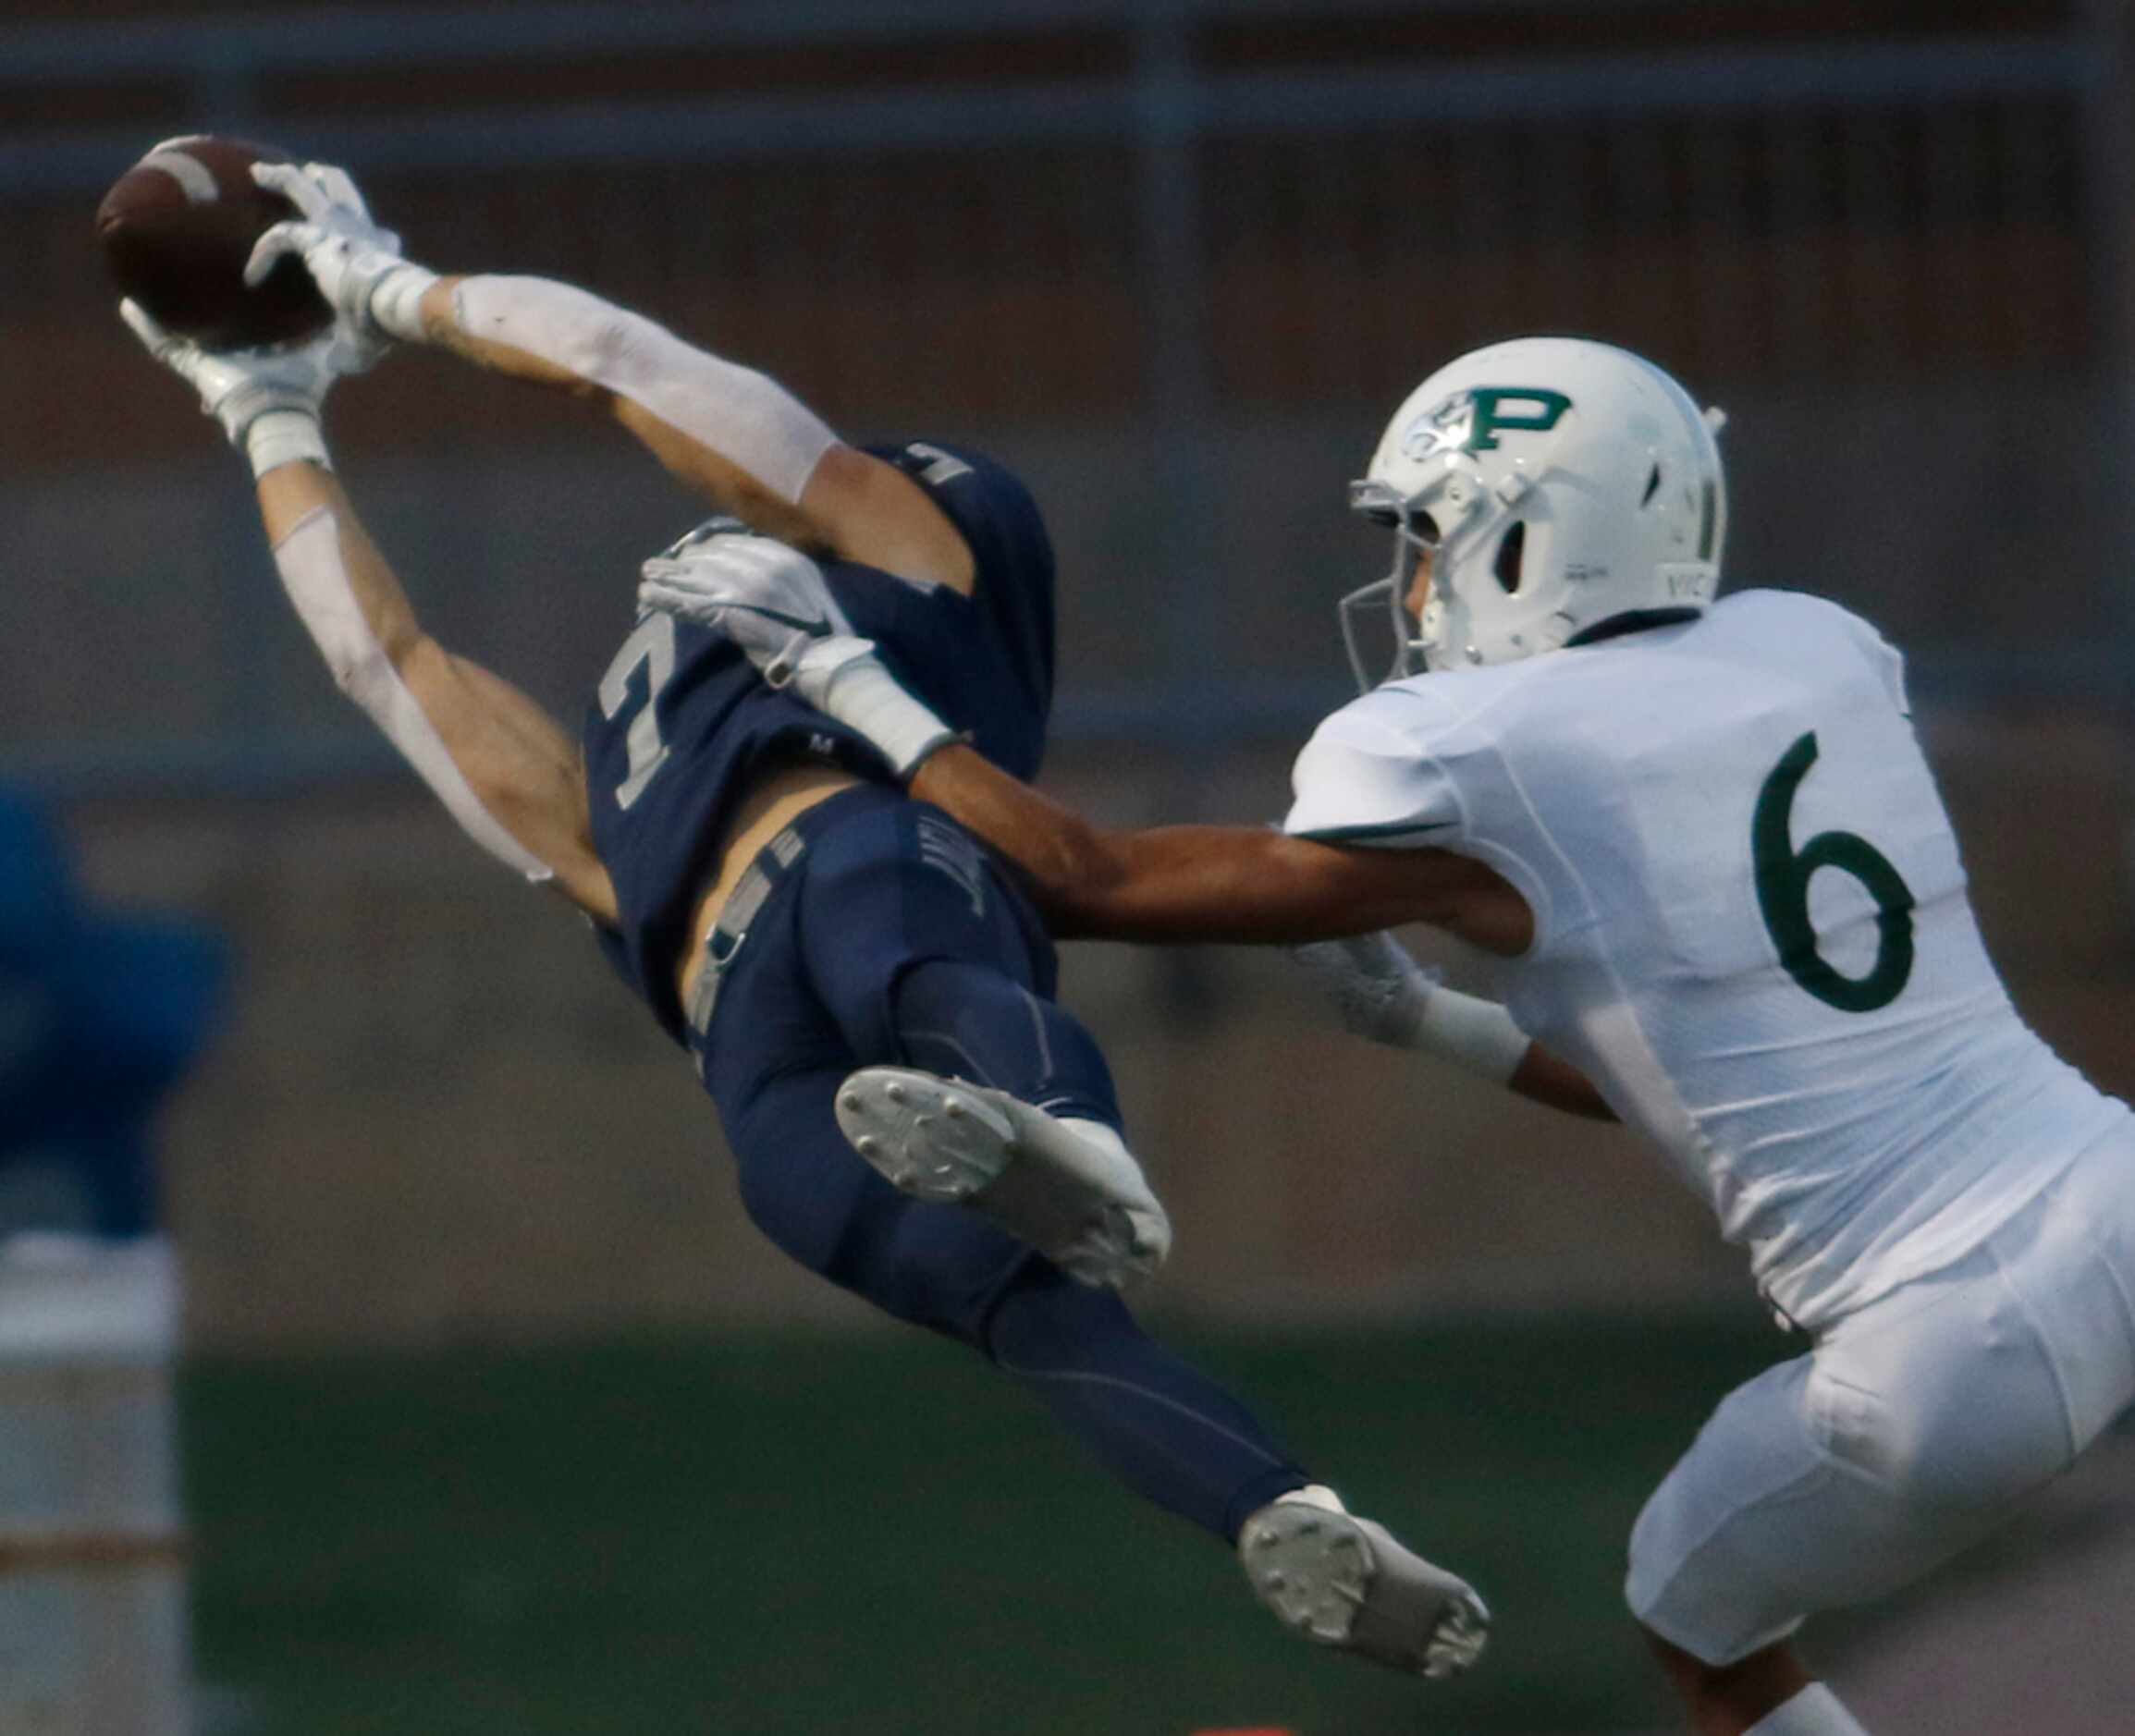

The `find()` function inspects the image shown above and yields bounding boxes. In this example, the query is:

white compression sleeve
[1745,1684,1871,1736]
[1417,984,1531,1085]
[273,507,557,885]
[448,275,837,505]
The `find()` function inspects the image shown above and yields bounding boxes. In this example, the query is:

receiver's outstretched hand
[118,297,370,475]
[246,159,436,343]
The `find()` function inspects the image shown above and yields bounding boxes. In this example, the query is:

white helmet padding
[1343,336,1726,687]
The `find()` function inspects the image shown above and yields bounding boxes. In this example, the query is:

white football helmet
[1341,336,1727,688]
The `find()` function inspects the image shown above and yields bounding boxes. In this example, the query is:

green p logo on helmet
[1406,387,1574,458]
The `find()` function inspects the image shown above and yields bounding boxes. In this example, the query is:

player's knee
[729,1155,845,1284]
[841,1213,1031,1346]
[735,1152,1025,1342]
[887,958,1007,1078]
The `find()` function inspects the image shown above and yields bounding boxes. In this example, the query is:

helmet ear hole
[1493,520,1527,594]
[1641,462,1663,508]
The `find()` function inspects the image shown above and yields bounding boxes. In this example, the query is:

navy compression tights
[721,956,1310,1541]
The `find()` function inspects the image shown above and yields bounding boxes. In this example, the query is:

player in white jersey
[642,335,2135,1735]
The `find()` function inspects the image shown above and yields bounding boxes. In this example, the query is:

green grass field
[183,1317,1785,1735]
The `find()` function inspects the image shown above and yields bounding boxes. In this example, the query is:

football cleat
[834,1067,1172,1289]
[1239,1490,1490,1680]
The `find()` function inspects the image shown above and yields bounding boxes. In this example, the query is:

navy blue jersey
[583,442,1056,1040]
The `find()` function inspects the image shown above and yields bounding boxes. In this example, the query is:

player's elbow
[321,637,398,709]
[327,625,430,713]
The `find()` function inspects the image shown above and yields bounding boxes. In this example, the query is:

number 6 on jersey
[1752,731,1916,1013]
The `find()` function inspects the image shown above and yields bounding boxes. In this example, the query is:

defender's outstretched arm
[906,744,1615,1120]
[245,162,975,593]
[913,745,1490,945]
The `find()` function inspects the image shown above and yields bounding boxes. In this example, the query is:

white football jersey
[1285,589,2128,1328]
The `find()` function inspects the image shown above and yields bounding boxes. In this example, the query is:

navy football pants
[693,785,1307,1541]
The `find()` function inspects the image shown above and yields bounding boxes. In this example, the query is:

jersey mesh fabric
[583,443,1056,1041]
[1285,589,2129,1329]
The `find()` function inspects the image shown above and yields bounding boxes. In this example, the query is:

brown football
[96,135,332,349]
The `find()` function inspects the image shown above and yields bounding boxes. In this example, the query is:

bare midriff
[673,762,863,1012]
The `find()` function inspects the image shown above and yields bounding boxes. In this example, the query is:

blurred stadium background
[5,1,2135,1730]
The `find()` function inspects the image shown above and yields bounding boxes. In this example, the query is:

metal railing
[0,6,2100,198]
[1,1,2124,798]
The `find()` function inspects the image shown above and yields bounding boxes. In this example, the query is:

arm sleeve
[450,275,837,506]
[1283,699,1465,850]
[274,508,558,885]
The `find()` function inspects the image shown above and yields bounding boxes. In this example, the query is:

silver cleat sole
[1239,1502,1490,1680]
[834,1067,1169,1289]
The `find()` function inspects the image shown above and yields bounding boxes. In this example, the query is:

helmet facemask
[1339,479,1437,691]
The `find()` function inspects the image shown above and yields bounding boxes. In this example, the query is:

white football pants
[1627,1118,2135,1665]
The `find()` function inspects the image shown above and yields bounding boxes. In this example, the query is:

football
[96,135,332,349]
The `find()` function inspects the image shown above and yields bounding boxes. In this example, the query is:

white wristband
[368,263,441,343]
[1415,985,1530,1085]
[815,654,958,779]
[244,410,330,480]
[1744,1684,1870,1736]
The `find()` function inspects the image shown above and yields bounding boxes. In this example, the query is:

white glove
[244,160,437,344]
[1293,931,1532,1083]
[637,528,958,777]
[118,298,368,478]
[1290,932,1443,1050]
[640,524,855,675]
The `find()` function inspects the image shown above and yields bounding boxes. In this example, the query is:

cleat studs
[855,1136,879,1157]
[944,1099,965,1119]
[840,1094,863,1115]
[884,1082,908,1105]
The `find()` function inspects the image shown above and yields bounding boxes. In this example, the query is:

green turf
[182,1316,1784,1735]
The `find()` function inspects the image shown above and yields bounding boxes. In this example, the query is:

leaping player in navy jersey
[117,154,1490,1681]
